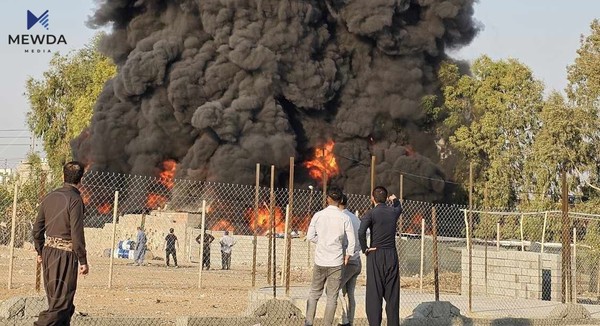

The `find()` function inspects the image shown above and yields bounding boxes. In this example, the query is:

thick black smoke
[74,0,478,201]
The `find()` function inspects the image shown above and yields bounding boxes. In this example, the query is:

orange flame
[147,193,167,209]
[304,140,339,183]
[246,205,285,235]
[294,213,311,232]
[81,186,91,205]
[405,212,425,235]
[159,159,177,190]
[212,219,235,232]
[97,202,112,214]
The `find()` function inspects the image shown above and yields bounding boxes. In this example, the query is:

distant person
[305,187,355,326]
[196,230,215,270]
[219,231,236,270]
[32,161,89,326]
[358,186,402,326]
[164,228,178,268]
[338,194,362,326]
[134,226,147,266]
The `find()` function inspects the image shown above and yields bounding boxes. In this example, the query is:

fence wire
[2,171,600,324]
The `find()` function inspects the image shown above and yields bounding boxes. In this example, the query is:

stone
[412,301,461,320]
[252,299,303,319]
[0,297,26,318]
[24,297,47,317]
[548,303,591,320]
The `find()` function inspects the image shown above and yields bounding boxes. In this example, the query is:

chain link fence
[2,170,600,324]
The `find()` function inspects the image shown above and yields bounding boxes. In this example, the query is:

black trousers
[366,248,399,326]
[166,249,177,266]
[202,247,211,269]
[34,247,79,326]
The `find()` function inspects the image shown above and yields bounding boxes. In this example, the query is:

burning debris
[74,0,478,202]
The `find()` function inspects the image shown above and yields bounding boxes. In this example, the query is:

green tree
[437,56,544,210]
[26,34,116,179]
[523,93,595,210]
[566,19,600,188]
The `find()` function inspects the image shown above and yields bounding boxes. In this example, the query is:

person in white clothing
[219,231,236,270]
[305,187,356,326]
[338,194,362,326]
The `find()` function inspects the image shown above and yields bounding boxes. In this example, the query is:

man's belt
[45,236,73,252]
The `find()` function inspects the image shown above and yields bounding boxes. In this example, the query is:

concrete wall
[461,249,564,302]
[84,211,201,261]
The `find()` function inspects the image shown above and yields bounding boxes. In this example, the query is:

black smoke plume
[73,0,478,201]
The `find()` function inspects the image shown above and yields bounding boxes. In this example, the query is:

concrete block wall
[461,249,562,302]
[187,231,315,270]
[84,211,201,261]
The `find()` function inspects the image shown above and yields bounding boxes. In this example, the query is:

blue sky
[0,0,599,166]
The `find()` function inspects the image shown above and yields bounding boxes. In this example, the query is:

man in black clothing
[358,186,402,326]
[165,228,178,267]
[196,231,215,270]
[33,161,89,326]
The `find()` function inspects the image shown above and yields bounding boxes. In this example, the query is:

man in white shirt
[219,231,236,270]
[305,187,356,326]
[338,194,361,326]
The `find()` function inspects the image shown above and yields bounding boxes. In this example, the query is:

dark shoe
[338,324,351,326]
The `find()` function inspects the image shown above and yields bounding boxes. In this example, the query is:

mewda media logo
[27,10,50,30]
[8,9,68,54]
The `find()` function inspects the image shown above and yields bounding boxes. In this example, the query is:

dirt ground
[0,246,460,318]
[0,246,314,318]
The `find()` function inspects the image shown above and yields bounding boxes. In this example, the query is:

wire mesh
[3,170,600,324]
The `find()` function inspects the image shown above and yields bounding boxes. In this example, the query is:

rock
[0,297,26,318]
[548,303,591,320]
[252,299,303,319]
[412,301,461,320]
[0,296,47,319]
[24,297,46,317]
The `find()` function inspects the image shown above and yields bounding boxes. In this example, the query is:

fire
[212,219,234,232]
[405,212,425,235]
[81,186,91,205]
[97,202,112,214]
[294,213,311,232]
[147,193,167,209]
[247,205,285,235]
[159,159,177,189]
[304,140,339,183]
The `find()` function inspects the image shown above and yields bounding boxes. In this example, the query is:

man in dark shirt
[358,186,402,326]
[164,228,178,268]
[33,161,89,326]
[196,231,214,270]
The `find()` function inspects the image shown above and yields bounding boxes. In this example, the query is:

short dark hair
[64,161,85,185]
[372,186,388,203]
[169,228,174,233]
[340,194,348,206]
[327,187,343,203]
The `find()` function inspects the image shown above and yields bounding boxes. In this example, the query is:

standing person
[219,230,236,270]
[164,228,178,268]
[358,186,402,326]
[305,188,356,326]
[32,161,89,326]
[134,226,147,266]
[338,194,362,326]
[196,230,215,270]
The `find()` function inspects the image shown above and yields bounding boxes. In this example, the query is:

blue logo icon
[27,10,49,30]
